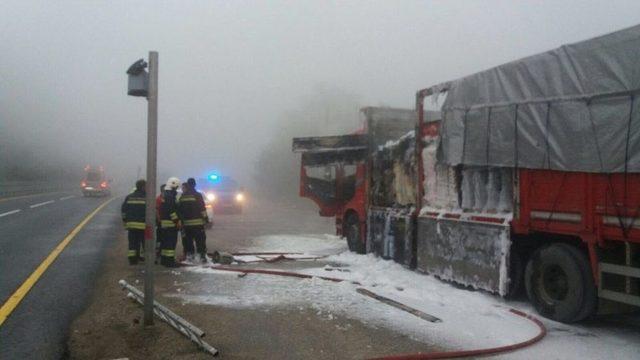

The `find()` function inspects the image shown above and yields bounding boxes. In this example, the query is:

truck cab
[293,107,420,253]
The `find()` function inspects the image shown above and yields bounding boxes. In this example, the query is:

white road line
[59,195,75,201]
[0,209,21,218]
[29,200,55,209]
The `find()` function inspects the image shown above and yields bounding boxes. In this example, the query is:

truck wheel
[525,243,597,323]
[562,244,598,322]
[345,214,365,254]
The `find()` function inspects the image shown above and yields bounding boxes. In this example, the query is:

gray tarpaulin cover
[437,24,640,173]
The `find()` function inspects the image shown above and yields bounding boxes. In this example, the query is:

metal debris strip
[356,288,442,323]
[118,280,218,357]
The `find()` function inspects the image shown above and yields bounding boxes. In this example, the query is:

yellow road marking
[0,197,115,326]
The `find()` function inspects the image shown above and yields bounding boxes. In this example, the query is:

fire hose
[207,251,327,264]
[369,308,546,360]
[203,265,546,359]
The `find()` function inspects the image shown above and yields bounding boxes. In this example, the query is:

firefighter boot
[160,229,179,267]
[160,250,178,268]
[128,251,138,265]
[128,230,144,265]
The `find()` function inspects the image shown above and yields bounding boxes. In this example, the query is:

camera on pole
[127,59,149,97]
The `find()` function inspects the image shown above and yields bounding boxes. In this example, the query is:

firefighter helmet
[166,177,181,189]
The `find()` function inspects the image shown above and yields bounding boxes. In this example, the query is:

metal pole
[144,51,159,326]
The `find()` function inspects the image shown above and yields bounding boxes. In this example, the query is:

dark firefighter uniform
[159,187,180,267]
[121,187,146,265]
[177,185,209,261]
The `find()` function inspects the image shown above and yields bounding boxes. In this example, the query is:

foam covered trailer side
[416,216,511,296]
[367,207,416,268]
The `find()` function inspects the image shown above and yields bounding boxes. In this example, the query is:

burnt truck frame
[293,107,422,254]
[293,25,640,323]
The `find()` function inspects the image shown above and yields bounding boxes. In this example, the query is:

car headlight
[235,193,245,202]
[206,193,216,201]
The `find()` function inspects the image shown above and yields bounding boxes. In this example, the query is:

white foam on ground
[172,233,640,358]
[240,234,347,254]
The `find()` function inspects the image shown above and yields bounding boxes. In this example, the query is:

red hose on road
[229,252,304,256]
[207,265,546,359]
[202,252,327,264]
[369,308,546,359]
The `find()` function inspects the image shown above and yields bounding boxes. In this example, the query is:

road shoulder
[67,231,207,360]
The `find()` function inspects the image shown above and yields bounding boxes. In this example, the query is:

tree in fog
[253,85,361,200]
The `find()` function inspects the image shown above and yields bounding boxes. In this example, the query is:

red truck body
[413,89,640,322]
[295,111,640,323]
[294,25,640,322]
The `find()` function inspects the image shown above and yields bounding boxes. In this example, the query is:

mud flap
[367,207,416,268]
[416,215,511,296]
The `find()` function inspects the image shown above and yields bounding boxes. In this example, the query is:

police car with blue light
[199,174,246,214]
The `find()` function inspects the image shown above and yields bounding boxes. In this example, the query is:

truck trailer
[293,25,640,323]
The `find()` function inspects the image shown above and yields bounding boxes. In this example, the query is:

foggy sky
[2,0,640,186]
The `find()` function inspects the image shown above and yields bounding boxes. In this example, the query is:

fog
[2,1,640,194]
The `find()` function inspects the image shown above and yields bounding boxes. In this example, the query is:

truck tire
[562,244,598,322]
[525,243,597,323]
[345,214,365,254]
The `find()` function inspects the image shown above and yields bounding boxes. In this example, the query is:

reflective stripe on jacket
[160,220,177,228]
[125,221,146,230]
[161,249,176,257]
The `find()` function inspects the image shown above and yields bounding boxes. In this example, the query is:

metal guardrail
[0,181,71,198]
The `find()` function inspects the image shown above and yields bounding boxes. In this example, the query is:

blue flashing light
[208,174,219,181]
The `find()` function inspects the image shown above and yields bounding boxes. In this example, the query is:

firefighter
[177,178,209,263]
[159,177,181,267]
[155,184,166,264]
[121,179,146,265]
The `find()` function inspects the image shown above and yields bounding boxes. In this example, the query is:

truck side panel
[416,215,511,296]
[513,169,640,245]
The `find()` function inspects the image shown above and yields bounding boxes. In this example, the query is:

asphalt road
[0,191,120,359]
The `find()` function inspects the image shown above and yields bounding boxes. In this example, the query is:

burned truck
[292,107,423,254]
[293,25,640,323]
